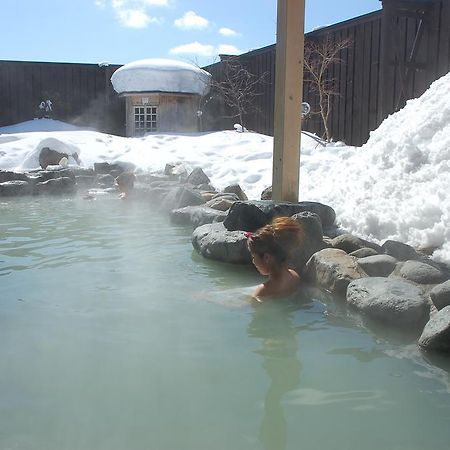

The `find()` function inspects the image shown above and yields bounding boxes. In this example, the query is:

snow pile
[111,59,211,96]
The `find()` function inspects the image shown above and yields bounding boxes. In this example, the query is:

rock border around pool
[3,162,450,354]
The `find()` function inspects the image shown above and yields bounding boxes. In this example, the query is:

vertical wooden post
[272,0,305,202]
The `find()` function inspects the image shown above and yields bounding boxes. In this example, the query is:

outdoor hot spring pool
[1,196,450,450]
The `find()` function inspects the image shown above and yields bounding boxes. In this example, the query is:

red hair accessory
[244,231,253,238]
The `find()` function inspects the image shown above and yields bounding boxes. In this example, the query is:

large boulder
[331,233,382,254]
[418,306,450,352]
[0,180,32,196]
[347,277,430,328]
[170,206,227,227]
[223,200,336,232]
[192,222,251,264]
[430,280,450,311]
[357,254,397,277]
[303,248,367,295]
[382,240,420,261]
[39,147,80,169]
[349,247,380,258]
[398,260,447,285]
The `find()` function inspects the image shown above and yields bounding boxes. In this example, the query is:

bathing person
[247,217,304,300]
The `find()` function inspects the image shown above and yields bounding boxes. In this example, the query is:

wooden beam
[272,0,305,202]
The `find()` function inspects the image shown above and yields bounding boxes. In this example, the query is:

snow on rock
[111,58,211,96]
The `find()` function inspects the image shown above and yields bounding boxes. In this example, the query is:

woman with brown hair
[247,217,304,300]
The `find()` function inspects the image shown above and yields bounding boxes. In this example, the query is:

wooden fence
[0,60,125,134]
[0,0,449,144]
[204,0,450,145]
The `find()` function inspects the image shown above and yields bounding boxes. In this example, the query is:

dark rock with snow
[186,167,210,186]
[331,233,382,254]
[303,248,367,295]
[382,240,420,261]
[357,254,397,277]
[418,306,450,352]
[170,206,227,227]
[163,186,205,211]
[223,200,336,232]
[0,171,30,183]
[71,167,95,177]
[430,280,450,311]
[399,260,447,285]
[349,247,380,258]
[223,184,248,201]
[347,277,429,328]
[34,177,77,195]
[30,168,76,184]
[260,186,272,200]
[0,180,32,196]
[164,162,188,180]
[38,147,80,169]
[192,222,251,264]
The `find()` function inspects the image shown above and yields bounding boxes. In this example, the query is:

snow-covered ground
[1,71,450,263]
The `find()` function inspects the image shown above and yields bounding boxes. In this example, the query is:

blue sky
[2,0,381,66]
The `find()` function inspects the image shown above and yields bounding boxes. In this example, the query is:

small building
[111,59,211,136]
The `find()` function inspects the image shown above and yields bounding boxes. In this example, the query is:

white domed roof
[111,58,211,96]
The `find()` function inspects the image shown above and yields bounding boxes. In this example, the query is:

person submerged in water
[247,217,304,300]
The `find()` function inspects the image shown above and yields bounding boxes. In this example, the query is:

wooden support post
[272,0,305,202]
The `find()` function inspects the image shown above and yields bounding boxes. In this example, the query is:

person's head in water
[247,217,304,299]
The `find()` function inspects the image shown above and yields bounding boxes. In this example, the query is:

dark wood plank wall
[0,60,125,134]
[204,0,450,145]
[0,1,448,142]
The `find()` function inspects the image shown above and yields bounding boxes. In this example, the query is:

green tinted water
[1,197,450,450]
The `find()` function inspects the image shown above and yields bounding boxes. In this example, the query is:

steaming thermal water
[1,197,450,450]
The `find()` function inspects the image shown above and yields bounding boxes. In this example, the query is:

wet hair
[247,217,304,264]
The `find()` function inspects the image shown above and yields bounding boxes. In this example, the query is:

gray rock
[223,184,248,201]
[93,161,134,175]
[96,174,115,187]
[75,175,96,188]
[331,233,382,254]
[350,247,380,258]
[212,192,240,201]
[0,170,29,183]
[223,200,336,232]
[0,180,32,196]
[399,260,447,284]
[303,248,367,295]
[163,186,205,211]
[71,167,95,177]
[357,254,397,277]
[164,162,188,180]
[31,168,75,184]
[430,280,450,311]
[347,277,429,327]
[291,211,323,242]
[260,186,272,200]
[195,183,216,192]
[418,306,450,352]
[192,222,251,264]
[382,240,420,261]
[170,206,227,227]
[34,177,77,195]
[186,167,210,186]
[205,197,236,211]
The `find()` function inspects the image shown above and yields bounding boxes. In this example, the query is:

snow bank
[0,118,83,134]
[111,59,211,96]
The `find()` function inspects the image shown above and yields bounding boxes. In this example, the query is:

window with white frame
[134,106,157,135]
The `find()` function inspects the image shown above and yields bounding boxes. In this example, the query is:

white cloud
[170,42,215,57]
[107,0,166,28]
[219,27,240,37]
[216,44,242,55]
[174,11,209,30]
[116,9,160,28]
[169,42,242,57]
[94,0,107,8]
